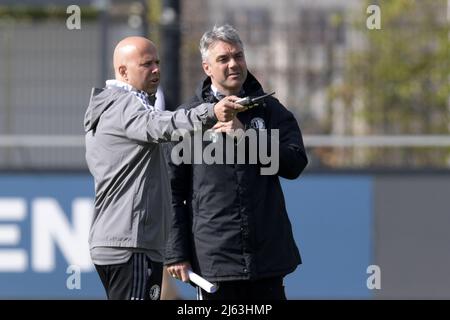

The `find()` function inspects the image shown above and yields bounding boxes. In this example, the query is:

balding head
[113,36,160,94]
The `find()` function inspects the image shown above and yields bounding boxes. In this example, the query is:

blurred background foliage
[0,0,449,170]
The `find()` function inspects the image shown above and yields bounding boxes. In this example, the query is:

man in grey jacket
[84,36,242,300]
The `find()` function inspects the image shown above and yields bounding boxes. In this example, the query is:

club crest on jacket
[250,117,265,129]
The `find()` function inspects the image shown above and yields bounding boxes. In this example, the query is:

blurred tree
[331,0,450,168]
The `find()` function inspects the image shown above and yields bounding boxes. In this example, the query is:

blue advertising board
[0,174,373,299]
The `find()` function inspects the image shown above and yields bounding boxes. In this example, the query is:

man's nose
[228,60,239,70]
[228,58,238,68]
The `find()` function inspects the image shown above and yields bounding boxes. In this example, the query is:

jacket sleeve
[119,93,217,143]
[164,99,209,265]
[164,141,193,266]
[266,100,308,179]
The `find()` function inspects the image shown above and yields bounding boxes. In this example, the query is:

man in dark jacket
[165,25,308,300]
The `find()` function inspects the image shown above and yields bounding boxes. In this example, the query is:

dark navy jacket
[165,73,308,281]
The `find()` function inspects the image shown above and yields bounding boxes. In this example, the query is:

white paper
[188,270,218,293]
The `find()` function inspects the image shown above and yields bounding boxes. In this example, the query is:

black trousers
[197,276,286,300]
[95,253,163,300]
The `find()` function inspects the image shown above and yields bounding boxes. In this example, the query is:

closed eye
[142,60,160,67]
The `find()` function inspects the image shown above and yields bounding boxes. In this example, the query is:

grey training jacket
[84,86,216,253]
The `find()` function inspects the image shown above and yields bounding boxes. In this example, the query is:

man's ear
[202,61,211,77]
[119,65,127,80]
